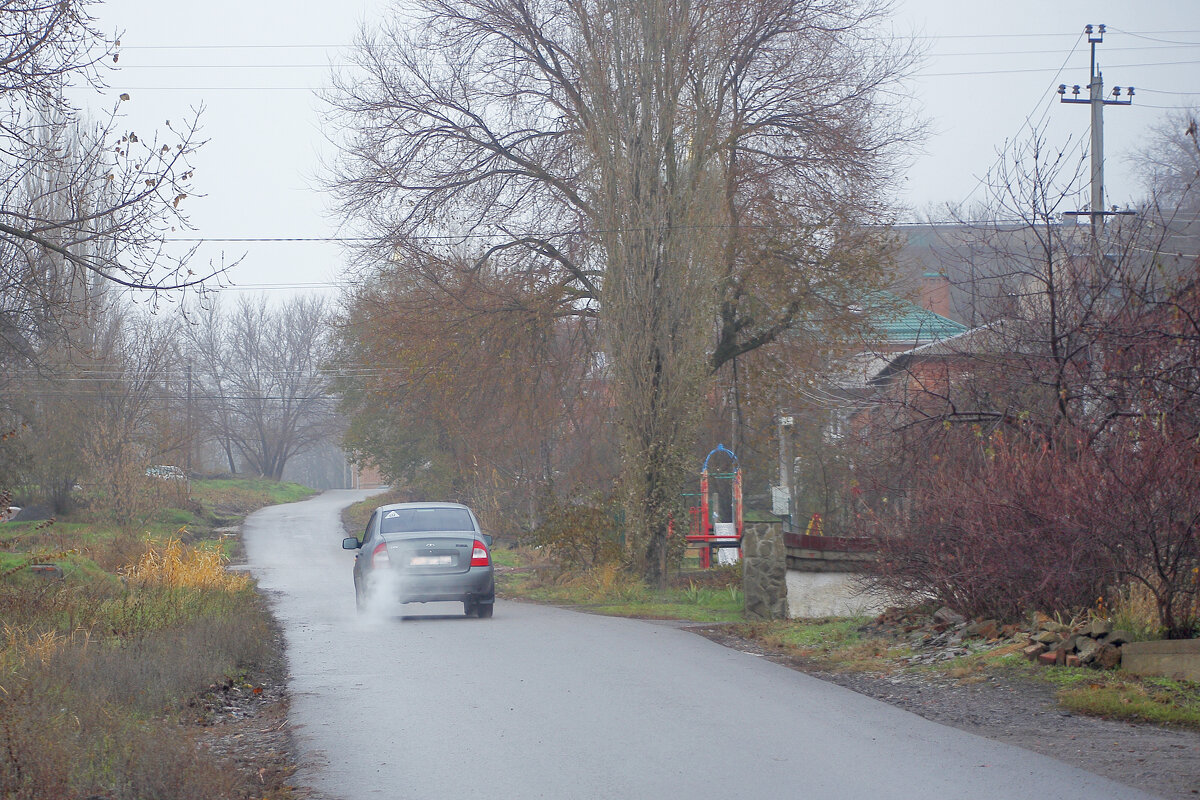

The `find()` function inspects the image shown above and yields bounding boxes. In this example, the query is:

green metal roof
[867,293,967,345]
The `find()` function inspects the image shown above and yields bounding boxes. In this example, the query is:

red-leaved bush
[861,430,1111,621]
[1075,422,1200,638]
[861,424,1200,635]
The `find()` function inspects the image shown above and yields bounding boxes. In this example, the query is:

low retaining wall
[783,533,882,618]
[785,571,887,619]
[1121,639,1200,682]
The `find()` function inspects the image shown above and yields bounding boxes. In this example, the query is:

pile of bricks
[862,607,1027,667]
[1021,616,1130,670]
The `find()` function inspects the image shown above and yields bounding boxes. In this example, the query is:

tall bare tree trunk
[585,0,722,585]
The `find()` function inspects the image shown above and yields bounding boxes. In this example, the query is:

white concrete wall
[786,570,887,619]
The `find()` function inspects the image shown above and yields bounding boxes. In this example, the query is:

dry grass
[1,655,245,800]
[0,524,275,799]
[1107,582,1170,641]
[124,534,250,593]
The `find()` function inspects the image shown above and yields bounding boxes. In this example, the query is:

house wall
[351,462,387,490]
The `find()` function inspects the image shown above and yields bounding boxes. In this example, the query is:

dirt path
[691,626,1200,800]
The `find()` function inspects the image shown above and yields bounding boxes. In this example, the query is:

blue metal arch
[702,444,738,472]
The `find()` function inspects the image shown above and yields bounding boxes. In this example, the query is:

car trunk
[381,533,475,574]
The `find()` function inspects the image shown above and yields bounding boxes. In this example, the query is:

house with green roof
[866,290,968,352]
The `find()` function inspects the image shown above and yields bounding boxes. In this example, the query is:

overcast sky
[87,0,1200,296]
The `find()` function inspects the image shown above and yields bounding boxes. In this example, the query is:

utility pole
[777,413,794,532]
[1058,24,1134,242]
[185,363,193,476]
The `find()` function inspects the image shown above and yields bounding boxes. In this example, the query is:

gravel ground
[690,625,1200,800]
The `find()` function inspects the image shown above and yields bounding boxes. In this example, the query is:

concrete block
[1121,639,1200,683]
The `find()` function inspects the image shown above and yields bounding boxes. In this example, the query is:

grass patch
[191,477,316,519]
[491,546,521,568]
[984,653,1200,729]
[0,476,311,799]
[730,617,911,672]
[1052,666,1200,728]
[498,560,745,622]
[743,617,1200,727]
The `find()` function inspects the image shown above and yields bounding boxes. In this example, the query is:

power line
[111,31,1200,51]
[100,43,1200,68]
[1139,88,1200,96]
[215,281,345,291]
[166,217,1095,244]
[948,30,1086,210]
[917,58,1200,79]
[8,390,340,401]
[106,56,1200,91]
[1110,28,1200,46]
[927,43,1200,57]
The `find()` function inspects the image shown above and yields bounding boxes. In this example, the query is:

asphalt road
[243,490,1160,800]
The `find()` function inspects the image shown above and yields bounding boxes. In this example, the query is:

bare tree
[857,123,1200,632]
[1,299,184,519]
[1134,107,1200,220]
[186,296,337,481]
[76,310,183,523]
[0,2,215,374]
[328,0,917,581]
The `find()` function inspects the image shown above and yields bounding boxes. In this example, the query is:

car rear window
[379,507,474,534]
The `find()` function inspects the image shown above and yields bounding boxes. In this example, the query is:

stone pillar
[742,519,786,621]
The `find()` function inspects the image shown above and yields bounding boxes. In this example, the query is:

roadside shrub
[1075,424,1200,639]
[1,585,273,799]
[861,431,1111,621]
[862,422,1200,635]
[570,561,649,603]
[91,528,146,572]
[529,494,623,572]
[0,670,239,800]
[53,613,272,714]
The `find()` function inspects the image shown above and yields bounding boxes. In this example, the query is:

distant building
[349,461,387,490]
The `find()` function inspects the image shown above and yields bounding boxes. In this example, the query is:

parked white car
[145,465,187,481]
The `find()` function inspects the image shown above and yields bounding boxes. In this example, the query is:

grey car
[342,501,495,617]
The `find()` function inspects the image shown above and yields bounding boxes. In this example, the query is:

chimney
[920,271,951,318]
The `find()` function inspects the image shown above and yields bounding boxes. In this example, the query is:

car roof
[373,501,472,513]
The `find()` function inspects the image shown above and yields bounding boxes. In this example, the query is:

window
[379,507,474,534]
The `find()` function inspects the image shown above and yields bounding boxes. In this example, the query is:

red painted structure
[684,445,744,568]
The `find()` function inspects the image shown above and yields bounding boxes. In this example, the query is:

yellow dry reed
[124,536,250,594]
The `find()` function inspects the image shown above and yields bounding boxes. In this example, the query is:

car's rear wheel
[476,603,494,619]
[355,582,367,613]
[463,600,477,617]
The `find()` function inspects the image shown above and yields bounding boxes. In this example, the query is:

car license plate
[409,555,453,566]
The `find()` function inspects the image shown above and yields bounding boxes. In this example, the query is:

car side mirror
[342,537,362,550]
[481,533,493,548]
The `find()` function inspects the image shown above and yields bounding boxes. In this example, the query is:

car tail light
[371,541,391,568]
[470,540,490,567]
